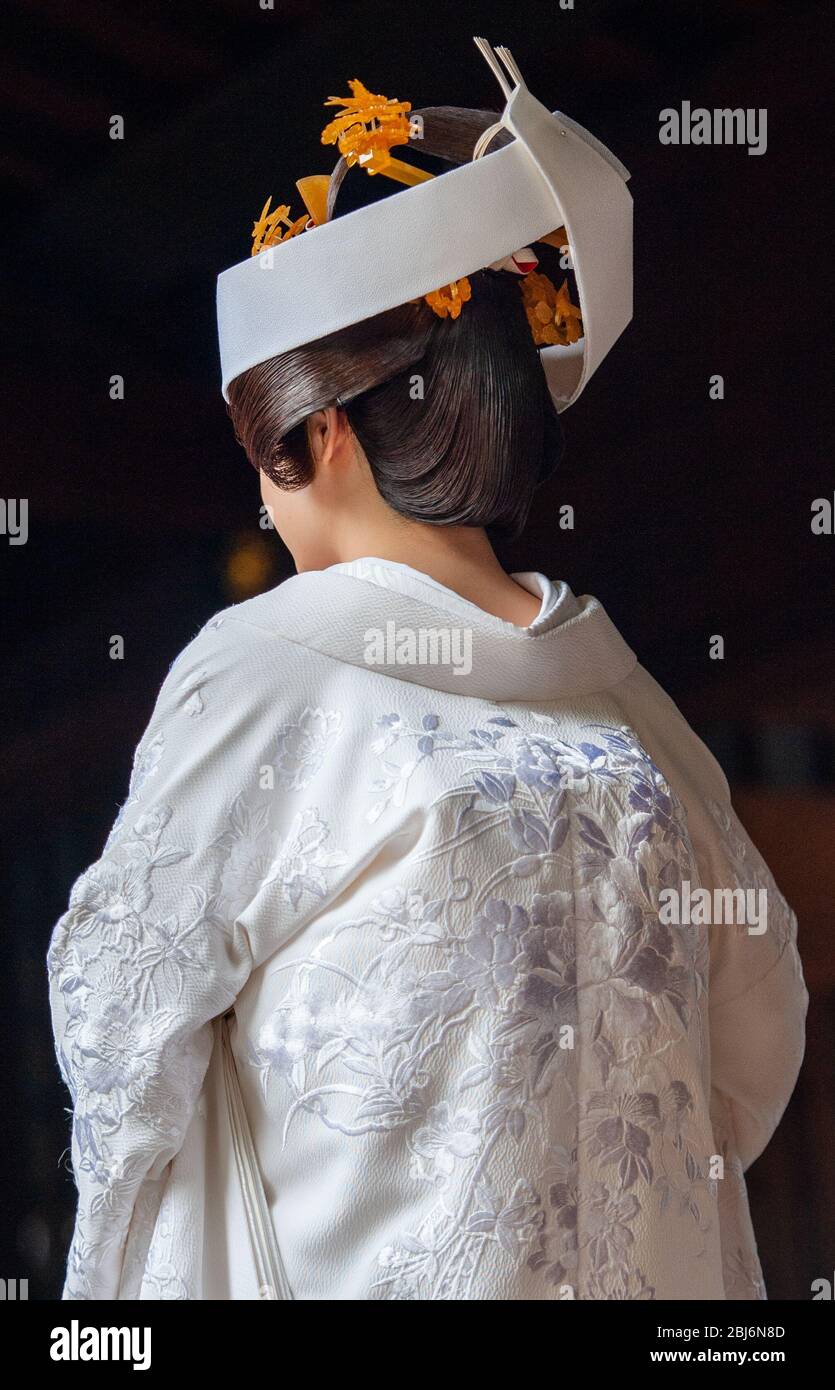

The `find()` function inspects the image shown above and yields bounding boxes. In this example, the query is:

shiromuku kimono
[48,558,807,1301]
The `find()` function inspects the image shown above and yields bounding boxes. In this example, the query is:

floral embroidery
[250,714,719,1300]
[213,790,276,920]
[706,796,795,954]
[410,1104,482,1183]
[366,712,456,821]
[105,730,166,848]
[50,641,797,1301]
[265,807,348,909]
[48,701,348,1299]
[183,683,205,718]
[274,707,342,790]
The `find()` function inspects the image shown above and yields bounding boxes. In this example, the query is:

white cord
[472,36,513,101]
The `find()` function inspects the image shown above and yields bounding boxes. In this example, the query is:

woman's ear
[307,406,354,470]
[305,409,330,465]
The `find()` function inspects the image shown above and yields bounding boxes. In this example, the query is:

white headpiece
[216,36,632,411]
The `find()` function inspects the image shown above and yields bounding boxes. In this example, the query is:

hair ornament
[520,272,584,346]
[320,79,432,188]
[250,198,308,256]
[488,247,538,275]
[219,37,633,411]
[250,80,581,326]
[417,278,473,320]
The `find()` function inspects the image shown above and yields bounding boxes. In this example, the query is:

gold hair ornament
[250,78,582,338]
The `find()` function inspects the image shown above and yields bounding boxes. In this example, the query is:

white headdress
[216,36,632,411]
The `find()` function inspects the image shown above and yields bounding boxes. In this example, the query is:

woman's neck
[325,524,542,627]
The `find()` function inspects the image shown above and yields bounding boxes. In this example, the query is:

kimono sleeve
[697,792,809,1171]
[47,615,279,1299]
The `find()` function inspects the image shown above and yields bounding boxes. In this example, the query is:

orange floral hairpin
[420,279,473,320]
[250,198,308,256]
[321,79,413,177]
[249,76,583,338]
[520,271,584,347]
[250,78,428,258]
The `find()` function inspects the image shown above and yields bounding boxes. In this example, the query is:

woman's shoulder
[160,579,313,704]
[614,659,731,815]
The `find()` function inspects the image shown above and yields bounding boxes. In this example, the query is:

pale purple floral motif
[447,898,527,1007]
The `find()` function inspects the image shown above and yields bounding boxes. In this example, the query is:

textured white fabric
[48,569,807,1301]
[216,43,632,411]
[328,558,566,626]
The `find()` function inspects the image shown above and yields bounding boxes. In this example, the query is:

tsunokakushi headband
[216,36,633,412]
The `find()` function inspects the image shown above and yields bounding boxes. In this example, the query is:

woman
[48,40,806,1301]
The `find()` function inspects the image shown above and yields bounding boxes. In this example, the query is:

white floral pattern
[246,715,745,1300]
[265,807,348,909]
[275,708,342,791]
[48,686,348,1298]
[48,597,806,1302]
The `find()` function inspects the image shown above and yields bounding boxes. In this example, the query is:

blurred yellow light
[224,534,275,599]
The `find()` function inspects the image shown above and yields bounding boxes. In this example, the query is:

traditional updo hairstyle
[226,108,565,541]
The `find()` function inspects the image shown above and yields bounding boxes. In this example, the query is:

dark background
[1,0,833,1300]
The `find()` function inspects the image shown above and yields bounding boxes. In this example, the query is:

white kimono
[48,559,808,1300]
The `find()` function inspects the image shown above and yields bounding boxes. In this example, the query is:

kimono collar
[248,564,637,702]
[326,556,574,629]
